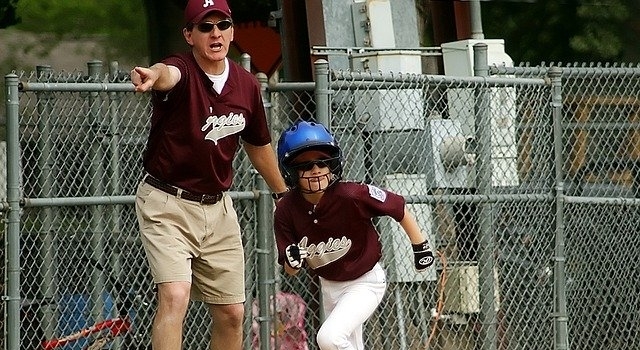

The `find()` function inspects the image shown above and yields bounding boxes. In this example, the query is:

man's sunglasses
[292,159,332,172]
[195,19,233,33]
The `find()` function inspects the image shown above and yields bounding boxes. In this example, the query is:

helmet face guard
[292,156,341,193]
[277,121,343,190]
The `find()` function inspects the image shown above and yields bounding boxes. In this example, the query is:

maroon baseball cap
[184,0,232,25]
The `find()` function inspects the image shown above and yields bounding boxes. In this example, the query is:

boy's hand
[285,244,308,270]
[412,241,434,271]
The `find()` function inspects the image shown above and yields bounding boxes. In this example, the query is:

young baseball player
[273,120,435,350]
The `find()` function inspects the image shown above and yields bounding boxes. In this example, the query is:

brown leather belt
[144,175,223,205]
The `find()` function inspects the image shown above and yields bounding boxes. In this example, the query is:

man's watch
[271,189,289,200]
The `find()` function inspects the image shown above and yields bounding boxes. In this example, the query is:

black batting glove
[412,240,434,271]
[285,244,308,270]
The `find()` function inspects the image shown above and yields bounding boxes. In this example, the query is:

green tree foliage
[571,1,630,59]
[481,0,639,64]
[15,0,147,62]
[5,0,277,68]
[0,0,19,28]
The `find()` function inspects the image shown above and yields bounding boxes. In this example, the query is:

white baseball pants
[316,263,387,350]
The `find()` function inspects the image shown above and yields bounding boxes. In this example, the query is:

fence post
[255,175,275,350]
[5,73,21,350]
[242,53,251,72]
[257,72,276,141]
[108,62,123,200]
[549,66,570,350]
[469,0,485,40]
[473,43,498,350]
[87,60,107,323]
[256,71,277,350]
[314,59,331,127]
[35,65,58,339]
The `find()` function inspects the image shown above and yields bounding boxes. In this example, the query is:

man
[130,0,288,349]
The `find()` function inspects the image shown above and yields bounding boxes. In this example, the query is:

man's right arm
[130,63,181,92]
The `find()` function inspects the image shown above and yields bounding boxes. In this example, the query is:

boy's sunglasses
[196,19,233,33]
[292,159,332,172]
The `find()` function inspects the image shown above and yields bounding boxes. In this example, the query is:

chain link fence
[3,56,640,350]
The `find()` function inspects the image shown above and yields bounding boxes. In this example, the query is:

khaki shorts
[135,181,245,304]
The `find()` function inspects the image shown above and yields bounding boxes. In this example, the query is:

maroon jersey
[143,52,271,194]
[274,182,405,281]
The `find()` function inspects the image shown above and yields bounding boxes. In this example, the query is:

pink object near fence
[252,291,309,350]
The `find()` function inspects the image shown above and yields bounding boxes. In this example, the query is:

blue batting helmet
[277,120,343,188]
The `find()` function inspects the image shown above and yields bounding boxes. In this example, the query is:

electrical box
[441,39,512,77]
[443,265,500,314]
[441,39,519,187]
[349,50,424,133]
[348,0,420,48]
[350,50,422,73]
[348,0,424,133]
[427,118,475,188]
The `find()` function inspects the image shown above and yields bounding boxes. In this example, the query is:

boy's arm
[399,207,435,271]
[399,207,426,244]
[284,264,302,276]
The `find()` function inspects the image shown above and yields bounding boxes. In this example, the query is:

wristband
[271,188,289,200]
[412,240,430,252]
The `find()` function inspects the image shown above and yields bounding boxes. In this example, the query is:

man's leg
[209,303,245,350]
[152,282,191,350]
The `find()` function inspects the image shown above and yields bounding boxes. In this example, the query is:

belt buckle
[208,193,222,204]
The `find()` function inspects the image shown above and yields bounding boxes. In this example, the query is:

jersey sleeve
[351,183,406,222]
[151,54,189,104]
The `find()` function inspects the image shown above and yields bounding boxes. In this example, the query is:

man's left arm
[244,143,288,194]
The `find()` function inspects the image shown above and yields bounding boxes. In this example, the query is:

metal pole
[108,61,125,350]
[5,73,21,350]
[314,59,331,127]
[87,60,107,323]
[107,62,123,254]
[256,176,276,350]
[256,70,278,349]
[549,66,570,350]
[241,53,251,72]
[473,43,497,350]
[35,65,57,338]
[469,0,485,39]
[312,58,330,325]
[108,61,123,199]
[257,72,277,141]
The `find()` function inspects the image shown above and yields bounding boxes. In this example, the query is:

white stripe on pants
[316,263,387,350]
